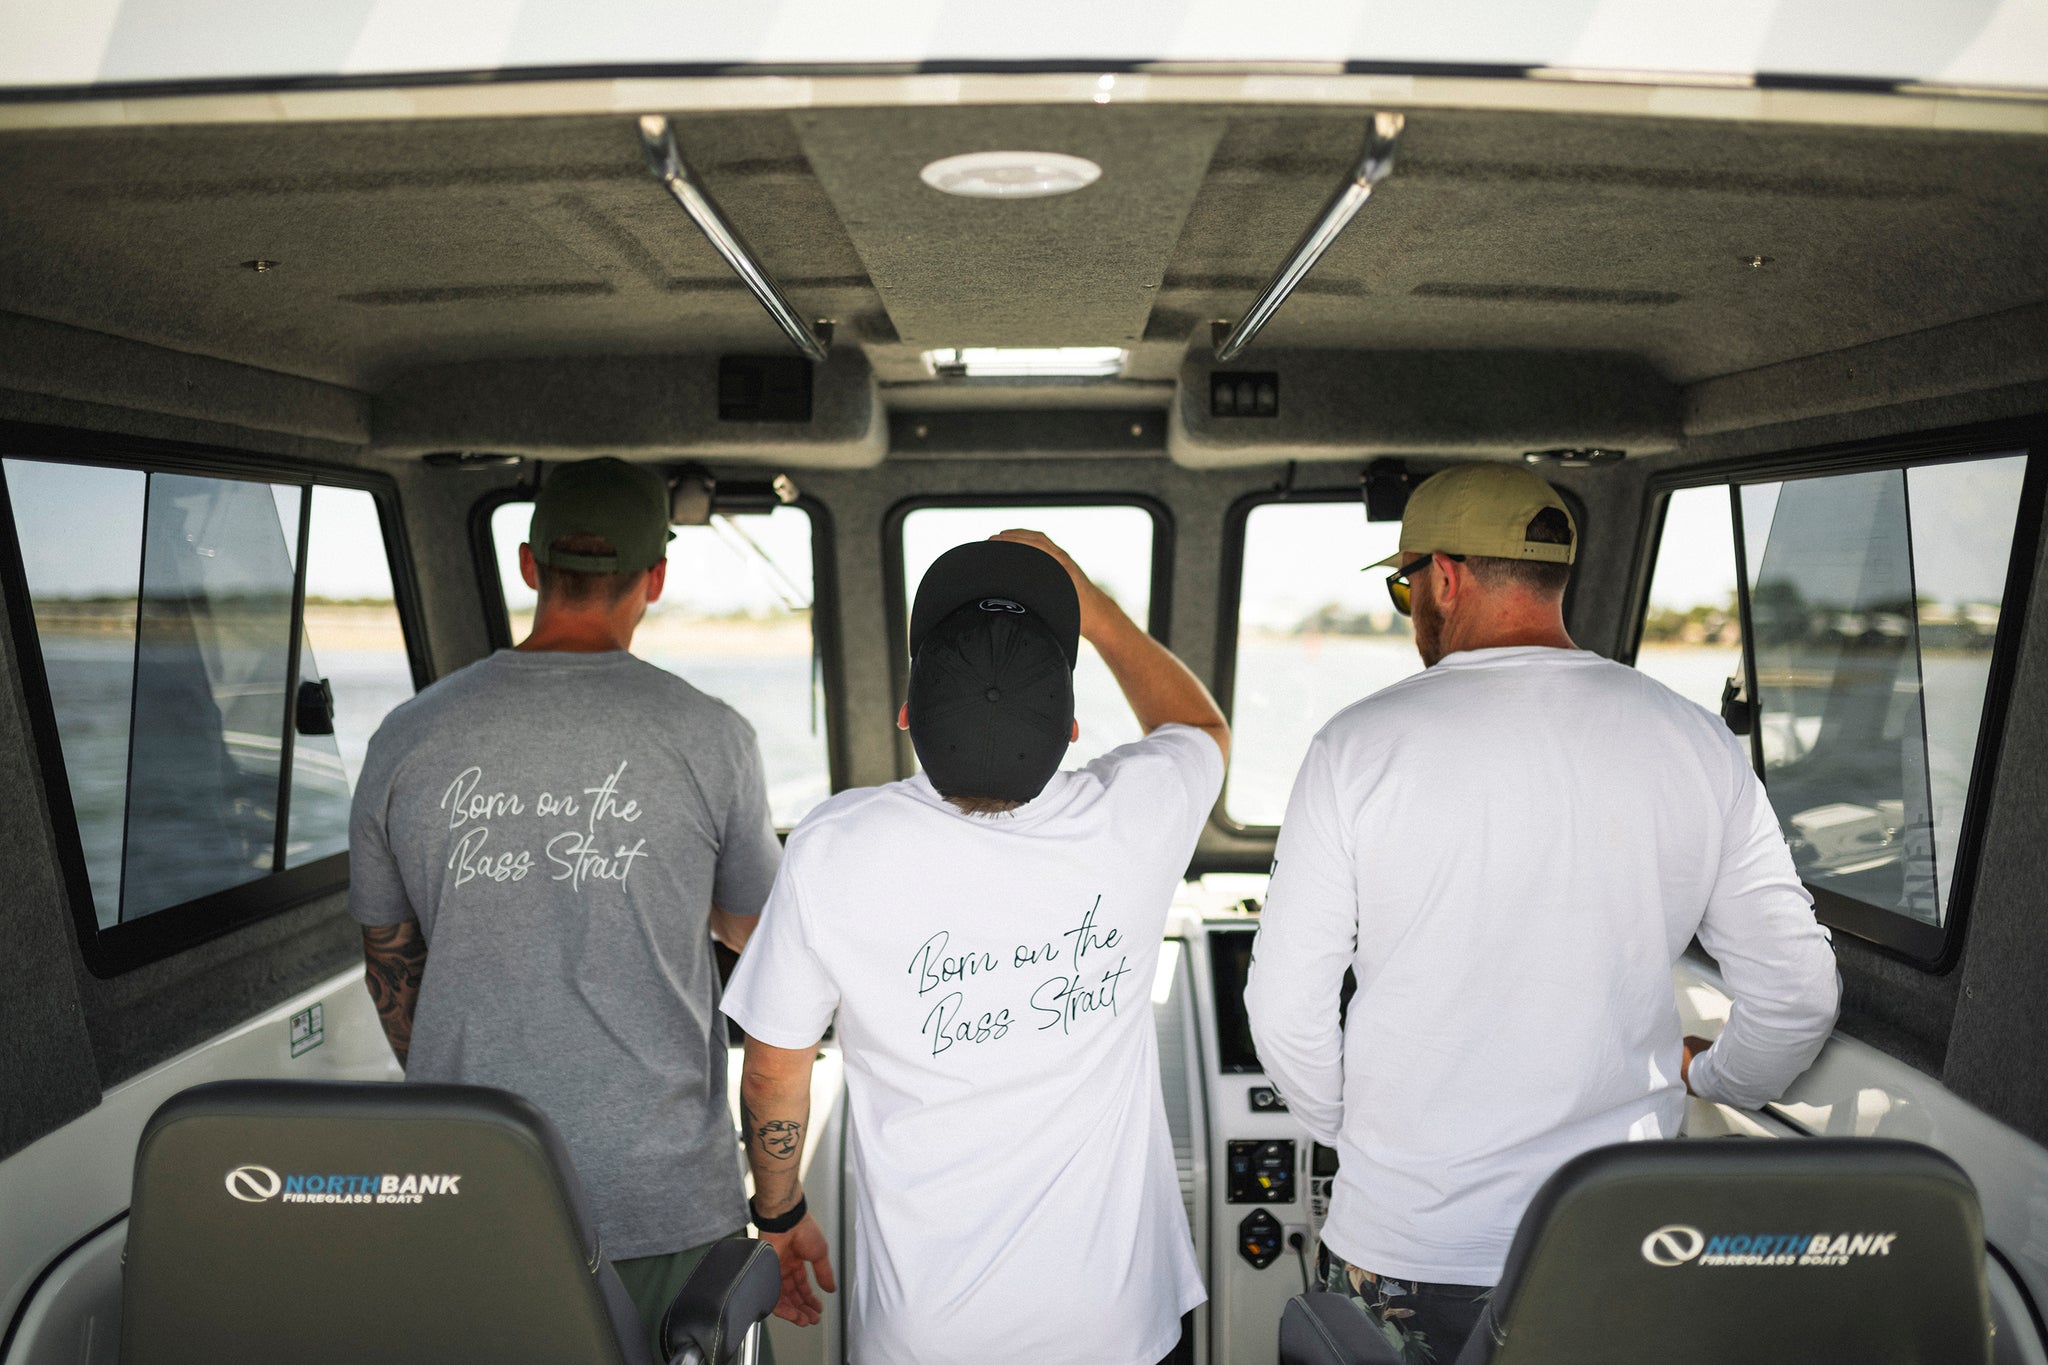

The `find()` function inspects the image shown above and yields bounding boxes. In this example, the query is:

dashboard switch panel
[1238,1208,1284,1269]
[1227,1139,1297,1203]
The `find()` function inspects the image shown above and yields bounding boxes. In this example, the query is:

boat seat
[1280,1137,1990,1365]
[119,1079,778,1365]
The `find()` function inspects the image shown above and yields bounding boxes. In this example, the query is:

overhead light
[919,151,1102,199]
[1524,447,1626,466]
[924,347,1127,379]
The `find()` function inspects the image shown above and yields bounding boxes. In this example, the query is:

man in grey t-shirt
[348,458,782,1350]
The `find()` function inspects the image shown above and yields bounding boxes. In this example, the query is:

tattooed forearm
[361,922,427,1069]
[739,1039,816,1218]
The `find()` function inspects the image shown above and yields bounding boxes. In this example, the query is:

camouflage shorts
[1322,1251,1492,1365]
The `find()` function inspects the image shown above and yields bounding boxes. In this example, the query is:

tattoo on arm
[361,923,427,1069]
[740,1091,807,1216]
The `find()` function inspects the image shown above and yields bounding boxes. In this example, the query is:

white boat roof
[1,0,2045,95]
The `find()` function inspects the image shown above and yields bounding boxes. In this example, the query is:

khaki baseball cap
[529,458,674,572]
[1370,463,1577,568]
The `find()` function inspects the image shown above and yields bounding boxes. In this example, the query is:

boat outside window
[1738,455,2028,932]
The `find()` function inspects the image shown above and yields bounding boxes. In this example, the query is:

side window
[2,457,418,961]
[896,503,1157,770]
[1636,486,1743,715]
[490,501,830,827]
[290,487,418,868]
[1636,449,2034,959]
[1226,500,1418,827]
[1740,455,2028,943]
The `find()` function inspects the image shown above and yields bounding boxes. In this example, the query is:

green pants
[614,1233,776,1363]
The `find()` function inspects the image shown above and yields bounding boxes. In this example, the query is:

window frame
[472,479,846,820]
[882,491,1174,779]
[1215,477,1586,835]
[0,421,429,976]
[1632,418,2047,970]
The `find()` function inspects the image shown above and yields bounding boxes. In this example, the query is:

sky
[492,500,815,615]
[900,504,1155,622]
[5,459,399,601]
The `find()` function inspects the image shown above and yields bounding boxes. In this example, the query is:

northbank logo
[1640,1224,1899,1268]
[224,1165,463,1205]
[1641,1225,1705,1266]
[225,1165,281,1202]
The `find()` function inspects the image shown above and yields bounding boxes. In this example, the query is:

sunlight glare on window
[1228,502,1415,826]
[1636,486,1743,714]
[491,501,828,826]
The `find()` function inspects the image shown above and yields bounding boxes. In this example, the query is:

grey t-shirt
[348,648,781,1258]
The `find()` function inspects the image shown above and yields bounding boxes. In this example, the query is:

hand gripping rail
[639,114,832,363]
[1212,112,1405,364]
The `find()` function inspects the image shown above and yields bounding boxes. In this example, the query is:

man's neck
[1441,602,1577,658]
[516,607,640,653]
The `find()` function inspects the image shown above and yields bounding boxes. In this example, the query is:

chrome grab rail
[1212,111,1405,364]
[638,114,832,364]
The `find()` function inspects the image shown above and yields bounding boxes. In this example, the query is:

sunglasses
[1385,552,1465,617]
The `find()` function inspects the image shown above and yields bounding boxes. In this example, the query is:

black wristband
[749,1194,806,1234]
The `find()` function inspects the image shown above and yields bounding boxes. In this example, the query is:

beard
[1412,586,1447,667]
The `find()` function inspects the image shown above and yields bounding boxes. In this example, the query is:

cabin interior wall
[0,565,101,1160]
[1937,468,2048,1148]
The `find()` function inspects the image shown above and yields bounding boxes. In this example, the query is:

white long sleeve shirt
[1245,647,1840,1285]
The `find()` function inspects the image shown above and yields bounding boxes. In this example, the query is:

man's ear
[642,557,668,605]
[1070,718,1080,744]
[897,702,910,731]
[518,543,540,591]
[1434,551,1466,611]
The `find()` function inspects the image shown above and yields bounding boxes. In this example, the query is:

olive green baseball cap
[1370,463,1577,568]
[528,458,674,572]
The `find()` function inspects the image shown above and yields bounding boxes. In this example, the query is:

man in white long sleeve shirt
[1245,463,1840,1364]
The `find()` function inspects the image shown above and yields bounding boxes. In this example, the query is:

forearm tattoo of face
[759,1119,802,1161]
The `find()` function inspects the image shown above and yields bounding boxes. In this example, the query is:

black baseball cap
[908,540,1081,667]
[907,541,1082,803]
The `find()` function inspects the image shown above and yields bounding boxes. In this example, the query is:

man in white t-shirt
[1245,464,1841,1363]
[721,531,1229,1365]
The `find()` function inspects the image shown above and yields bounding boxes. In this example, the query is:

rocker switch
[1239,1208,1284,1269]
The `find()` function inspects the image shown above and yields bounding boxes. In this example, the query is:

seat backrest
[1461,1138,1991,1365]
[120,1079,651,1365]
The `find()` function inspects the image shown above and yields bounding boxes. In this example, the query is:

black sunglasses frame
[1385,551,1466,616]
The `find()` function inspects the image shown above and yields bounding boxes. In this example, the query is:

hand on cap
[989,530,1110,640]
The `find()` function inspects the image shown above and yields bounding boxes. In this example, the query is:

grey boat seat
[1280,1137,1990,1365]
[119,1079,779,1365]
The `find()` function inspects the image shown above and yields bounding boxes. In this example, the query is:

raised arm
[361,921,427,1069]
[739,1036,837,1326]
[990,529,1229,762]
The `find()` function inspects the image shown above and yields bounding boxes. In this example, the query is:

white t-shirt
[1246,647,1840,1285]
[723,726,1223,1365]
